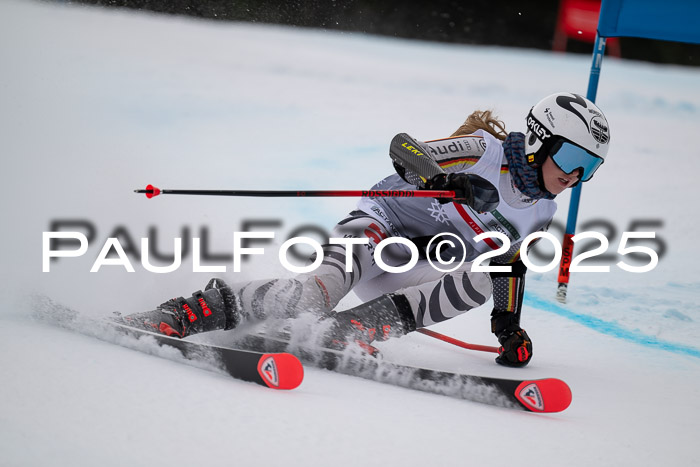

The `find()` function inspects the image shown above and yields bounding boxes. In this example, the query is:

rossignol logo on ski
[259,356,280,388]
[517,383,544,411]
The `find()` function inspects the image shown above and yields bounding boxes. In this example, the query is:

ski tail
[257,353,304,390]
[110,321,305,390]
[30,295,305,391]
[514,378,572,413]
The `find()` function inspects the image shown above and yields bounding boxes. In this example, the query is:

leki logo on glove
[401,142,425,156]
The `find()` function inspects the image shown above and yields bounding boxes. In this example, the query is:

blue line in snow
[525,295,700,359]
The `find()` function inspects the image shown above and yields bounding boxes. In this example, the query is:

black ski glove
[425,173,500,212]
[495,328,532,367]
[491,310,532,367]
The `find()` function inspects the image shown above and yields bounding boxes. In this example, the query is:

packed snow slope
[1,1,699,466]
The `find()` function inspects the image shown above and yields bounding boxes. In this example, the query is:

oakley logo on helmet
[526,114,553,141]
[590,117,610,144]
[555,94,589,131]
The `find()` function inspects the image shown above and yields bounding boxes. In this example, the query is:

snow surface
[1,1,700,466]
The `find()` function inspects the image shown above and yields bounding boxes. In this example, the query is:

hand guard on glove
[491,310,532,367]
[495,328,532,367]
[425,173,500,212]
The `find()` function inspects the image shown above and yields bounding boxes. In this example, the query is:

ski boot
[324,293,417,356]
[117,278,241,338]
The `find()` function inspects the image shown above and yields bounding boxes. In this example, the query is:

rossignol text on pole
[135,185,456,199]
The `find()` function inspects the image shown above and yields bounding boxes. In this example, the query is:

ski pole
[416,328,499,354]
[135,185,455,199]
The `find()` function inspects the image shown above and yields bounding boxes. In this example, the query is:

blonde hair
[451,110,507,141]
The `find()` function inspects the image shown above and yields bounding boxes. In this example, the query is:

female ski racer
[123,92,611,367]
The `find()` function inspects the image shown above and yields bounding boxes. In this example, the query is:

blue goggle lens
[551,142,603,182]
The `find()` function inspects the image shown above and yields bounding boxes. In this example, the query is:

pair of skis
[31,295,571,413]
[107,319,571,414]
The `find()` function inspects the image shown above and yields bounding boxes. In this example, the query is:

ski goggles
[549,140,604,182]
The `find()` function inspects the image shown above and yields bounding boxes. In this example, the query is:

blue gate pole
[556,33,607,303]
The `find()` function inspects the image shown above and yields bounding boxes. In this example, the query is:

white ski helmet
[525,92,610,182]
